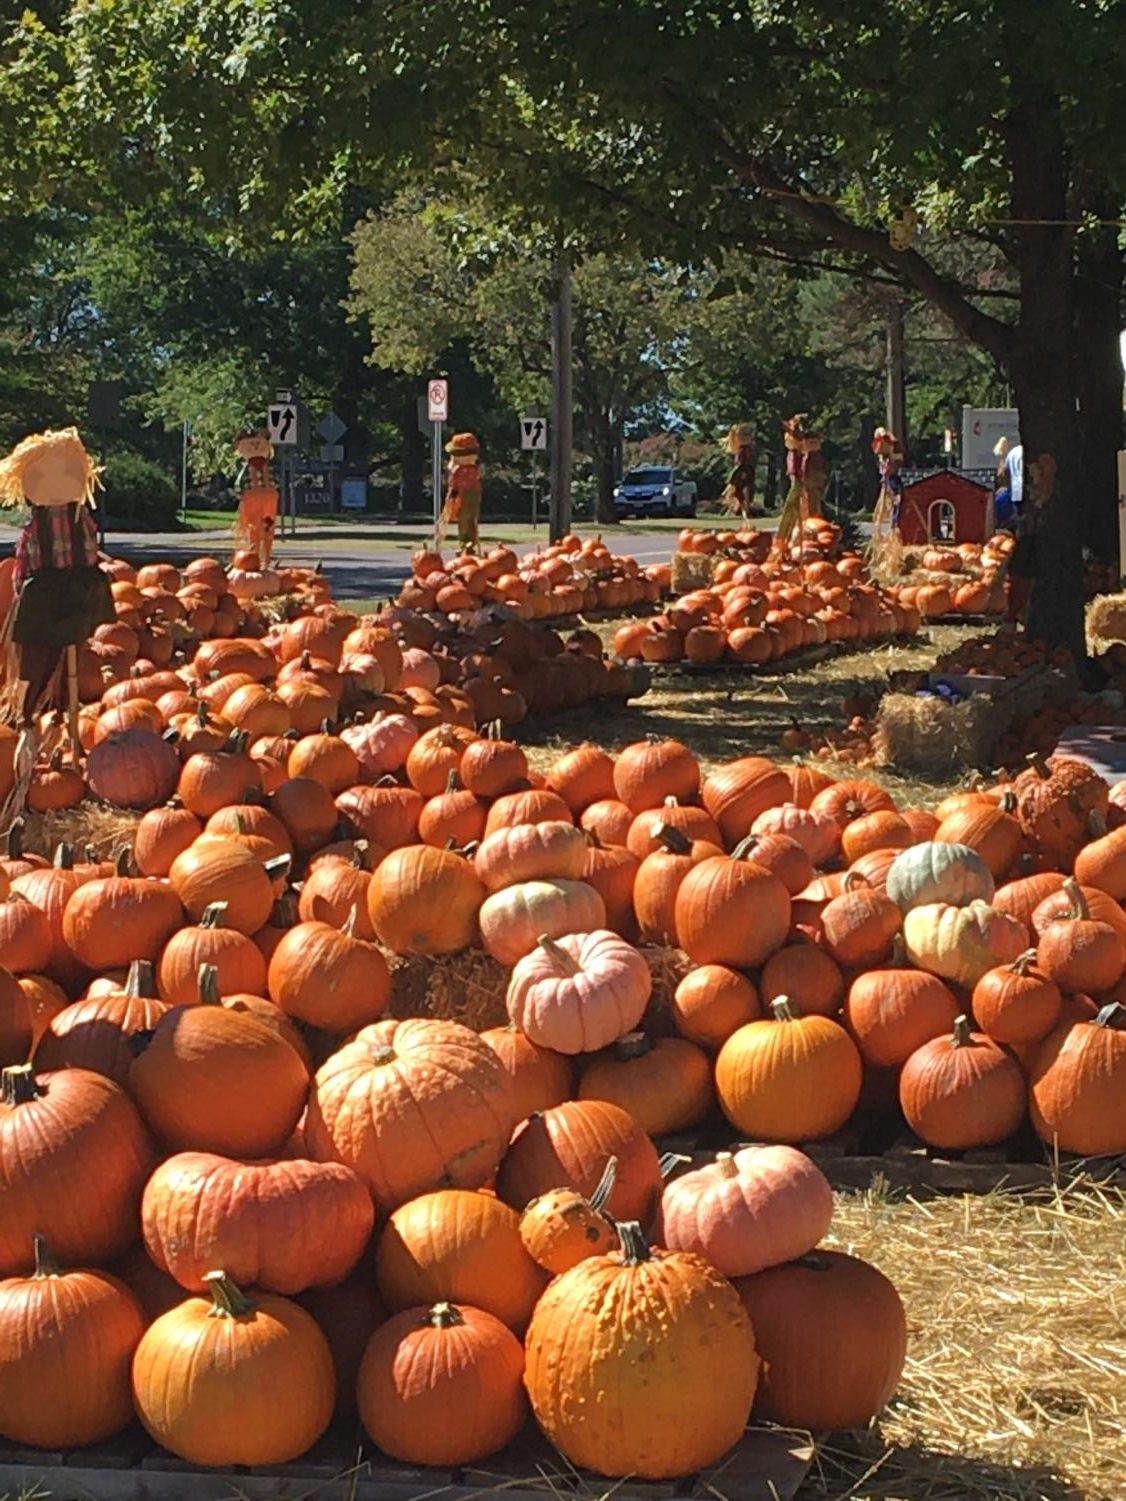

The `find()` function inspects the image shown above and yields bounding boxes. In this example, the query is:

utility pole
[550,249,573,540]
[886,300,908,452]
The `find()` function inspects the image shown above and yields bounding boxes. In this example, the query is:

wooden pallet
[661,1122,1126,1196]
[0,1423,816,1501]
[643,634,918,682]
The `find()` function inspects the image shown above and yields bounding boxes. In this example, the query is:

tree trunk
[1075,211,1123,562]
[589,406,619,525]
[400,400,425,516]
[763,446,778,511]
[1005,97,1085,659]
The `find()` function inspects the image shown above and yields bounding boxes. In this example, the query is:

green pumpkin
[886,841,994,913]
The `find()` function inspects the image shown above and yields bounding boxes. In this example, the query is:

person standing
[1005,450,1048,624]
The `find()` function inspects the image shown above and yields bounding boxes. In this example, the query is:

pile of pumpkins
[0,742,1124,1474]
[20,556,648,816]
[895,535,1011,619]
[397,536,671,620]
[612,552,920,666]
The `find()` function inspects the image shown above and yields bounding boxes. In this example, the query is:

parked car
[613,466,698,519]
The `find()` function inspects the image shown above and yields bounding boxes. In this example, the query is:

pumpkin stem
[889,933,908,968]
[770,996,799,1023]
[32,1233,59,1278]
[1,1064,41,1106]
[5,819,25,859]
[125,959,157,998]
[343,905,359,939]
[951,1014,974,1047]
[659,1150,692,1180]
[615,1221,653,1266]
[998,788,1017,814]
[197,964,221,1005]
[444,768,460,793]
[371,1043,396,1065]
[1095,1001,1124,1029]
[204,1270,256,1319]
[589,1156,618,1211]
[1061,878,1089,923]
[842,870,870,892]
[537,934,580,976]
[614,1032,652,1061]
[730,834,759,862]
[791,1252,832,1271]
[584,828,605,851]
[200,902,229,930]
[348,840,370,871]
[1027,752,1051,781]
[425,1301,465,1329]
[52,843,74,870]
[263,854,292,881]
[114,846,134,878]
[716,1151,740,1179]
[1011,949,1039,977]
[652,821,691,856]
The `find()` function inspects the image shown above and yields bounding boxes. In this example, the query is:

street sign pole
[531,454,539,528]
[550,249,573,542]
[426,379,449,541]
[180,419,191,521]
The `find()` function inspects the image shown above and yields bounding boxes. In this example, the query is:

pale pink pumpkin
[341,715,418,781]
[660,1145,833,1278]
[751,804,840,867]
[473,822,588,893]
[506,929,652,1054]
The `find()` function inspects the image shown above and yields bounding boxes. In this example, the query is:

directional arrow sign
[268,403,298,446]
[521,416,548,451]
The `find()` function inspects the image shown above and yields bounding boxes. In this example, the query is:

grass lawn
[178,509,771,542]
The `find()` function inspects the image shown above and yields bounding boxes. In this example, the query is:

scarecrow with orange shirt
[439,431,483,550]
[233,427,280,567]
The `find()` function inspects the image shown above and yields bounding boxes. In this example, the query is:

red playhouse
[897,471,994,545]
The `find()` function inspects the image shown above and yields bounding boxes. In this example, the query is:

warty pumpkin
[478,878,605,966]
[735,1250,907,1430]
[375,1188,546,1332]
[268,910,390,1031]
[0,1234,145,1447]
[1013,753,1108,872]
[304,1017,515,1208]
[579,1032,713,1135]
[519,1157,618,1273]
[368,845,485,955]
[506,929,651,1054]
[132,1271,335,1466]
[129,971,308,1157]
[0,1064,154,1277]
[496,1098,661,1224]
[1029,1001,1126,1156]
[142,1151,374,1294]
[358,1301,527,1466]
[715,998,862,1141]
[660,1145,833,1278]
[899,1014,1026,1149]
[524,1220,758,1480]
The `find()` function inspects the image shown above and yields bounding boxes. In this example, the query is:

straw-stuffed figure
[868,425,905,580]
[234,427,279,568]
[0,427,113,727]
[441,432,482,550]
[775,414,826,550]
[722,423,756,518]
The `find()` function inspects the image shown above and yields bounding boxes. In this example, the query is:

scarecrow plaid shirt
[13,505,100,588]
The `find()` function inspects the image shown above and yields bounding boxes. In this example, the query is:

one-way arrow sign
[268,404,298,446]
[521,417,548,451]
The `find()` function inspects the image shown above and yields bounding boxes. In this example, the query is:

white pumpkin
[903,900,1029,986]
[478,879,606,966]
[886,841,994,913]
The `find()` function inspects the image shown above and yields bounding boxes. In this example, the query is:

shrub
[100,450,179,529]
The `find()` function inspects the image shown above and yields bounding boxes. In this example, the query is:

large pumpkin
[130,992,308,1157]
[903,900,1029,986]
[715,998,862,1141]
[886,840,994,912]
[524,1221,758,1479]
[304,1018,515,1208]
[478,878,606,966]
[368,846,484,955]
[496,1098,661,1224]
[734,1250,907,1429]
[375,1189,546,1332]
[506,930,651,1054]
[132,1272,335,1465]
[357,1302,527,1466]
[1029,1001,1126,1155]
[0,1234,145,1447]
[0,1064,154,1276]
[660,1145,833,1277]
[142,1152,374,1294]
[674,846,791,969]
[899,1015,1026,1149]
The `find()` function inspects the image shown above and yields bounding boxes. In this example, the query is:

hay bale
[387,949,509,1031]
[23,803,141,859]
[874,690,1007,776]
[1086,591,1126,657]
[640,944,693,1036]
[670,551,715,593]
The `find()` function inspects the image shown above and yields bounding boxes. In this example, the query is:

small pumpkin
[674,844,791,969]
[819,874,901,968]
[613,737,700,813]
[35,958,168,1085]
[479,1024,571,1121]
[1036,878,1125,995]
[267,909,390,1032]
[519,1157,618,1273]
[670,964,761,1050]
[760,938,845,1018]
[479,878,606,966]
[843,937,960,1068]
[368,845,485,956]
[972,951,1062,1045]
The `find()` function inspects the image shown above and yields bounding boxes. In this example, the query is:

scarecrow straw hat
[446,431,480,457]
[0,428,103,509]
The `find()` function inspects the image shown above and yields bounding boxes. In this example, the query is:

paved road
[0,519,697,605]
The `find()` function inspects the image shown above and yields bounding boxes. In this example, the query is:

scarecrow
[233,427,279,567]
[867,425,905,580]
[775,414,827,551]
[439,431,483,551]
[721,423,757,518]
[0,428,113,736]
